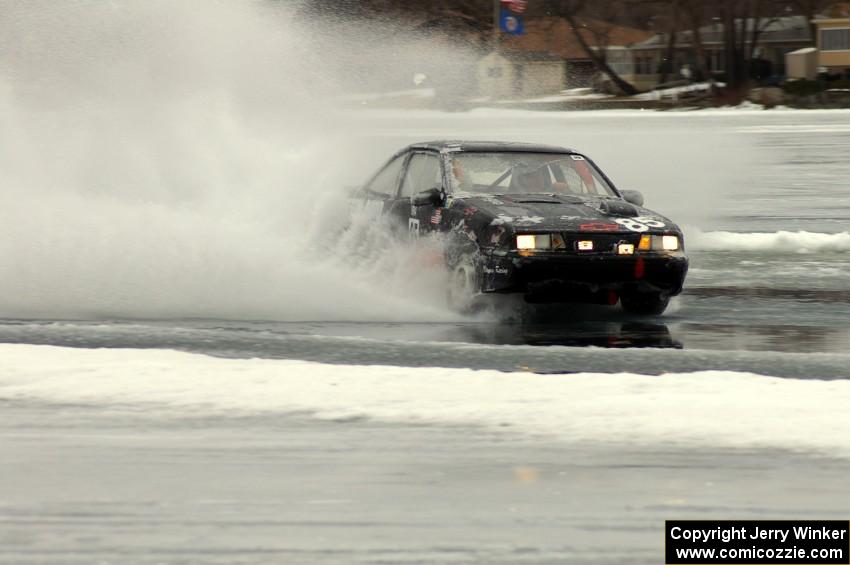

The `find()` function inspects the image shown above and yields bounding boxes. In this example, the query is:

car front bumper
[481,251,689,301]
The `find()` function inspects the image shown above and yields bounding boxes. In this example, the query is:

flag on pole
[499,9,524,34]
[501,0,528,13]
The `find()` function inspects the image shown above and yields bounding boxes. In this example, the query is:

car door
[360,152,409,222]
[394,151,444,237]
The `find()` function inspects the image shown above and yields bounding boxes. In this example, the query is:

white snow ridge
[688,230,850,253]
[2,344,850,457]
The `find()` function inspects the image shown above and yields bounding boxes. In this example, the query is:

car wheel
[620,292,670,316]
[447,254,482,314]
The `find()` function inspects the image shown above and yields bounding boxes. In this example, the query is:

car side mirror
[412,187,444,207]
[620,190,644,207]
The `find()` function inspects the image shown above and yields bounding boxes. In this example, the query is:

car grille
[559,232,642,254]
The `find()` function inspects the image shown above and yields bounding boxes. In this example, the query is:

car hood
[449,192,679,233]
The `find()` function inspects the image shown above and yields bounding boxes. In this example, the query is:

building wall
[478,53,516,99]
[565,61,595,87]
[630,37,811,87]
[819,50,850,67]
[478,53,566,99]
[786,48,818,79]
[517,62,565,97]
[816,20,850,70]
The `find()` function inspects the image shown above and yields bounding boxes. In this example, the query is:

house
[477,50,565,98]
[631,16,813,86]
[813,3,850,77]
[483,16,652,95]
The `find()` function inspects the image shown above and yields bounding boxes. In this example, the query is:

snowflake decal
[515,215,544,225]
[478,196,503,205]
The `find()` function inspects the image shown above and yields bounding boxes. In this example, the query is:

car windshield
[448,152,617,197]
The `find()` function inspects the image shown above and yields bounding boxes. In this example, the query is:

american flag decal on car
[431,209,442,224]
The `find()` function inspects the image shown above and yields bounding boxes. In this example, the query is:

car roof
[404,140,577,155]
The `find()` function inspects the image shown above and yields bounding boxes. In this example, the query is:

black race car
[356,141,688,315]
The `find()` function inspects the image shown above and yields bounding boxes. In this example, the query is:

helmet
[510,162,549,192]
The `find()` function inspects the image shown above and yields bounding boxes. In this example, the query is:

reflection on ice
[435,319,682,349]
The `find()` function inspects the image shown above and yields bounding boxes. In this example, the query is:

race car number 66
[614,217,665,232]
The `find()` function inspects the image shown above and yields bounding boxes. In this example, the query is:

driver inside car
[450,158,474,191]
[510,163,570,194]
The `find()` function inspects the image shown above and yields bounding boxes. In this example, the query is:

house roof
[502,16,653,61]
[815,3,850,18]
[489,50,564,62]
[633,15,811,49]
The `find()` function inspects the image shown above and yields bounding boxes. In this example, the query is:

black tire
[620,292,670,316]
[446,253,483,314]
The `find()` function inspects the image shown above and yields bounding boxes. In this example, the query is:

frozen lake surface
[3,108,850,563]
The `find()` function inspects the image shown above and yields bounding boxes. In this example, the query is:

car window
[365,154,406,196]
[448,152,616,196]
[399,153,442,198]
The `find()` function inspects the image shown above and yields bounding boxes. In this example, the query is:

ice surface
[3,344,850,457]
[689,230,850,253]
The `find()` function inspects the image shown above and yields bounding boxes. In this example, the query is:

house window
[708,50,725,72]
[639,56,657,75]
[822,28,850,51]
[607,49,633,75]
[632,55,651,75]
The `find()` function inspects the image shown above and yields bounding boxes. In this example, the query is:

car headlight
[661,235,680,251]
[516,234,566,250]
[638,234,681,252]
[516,234,550,250]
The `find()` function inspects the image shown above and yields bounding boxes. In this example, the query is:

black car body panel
[356,141,689,310]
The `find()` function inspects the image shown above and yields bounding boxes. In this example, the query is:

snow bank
[736,124,850,134]
[2,344,849,457]
[689,230,850,253]
[455,106,850,119]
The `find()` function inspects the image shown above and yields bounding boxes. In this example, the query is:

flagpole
[492,0,500,52]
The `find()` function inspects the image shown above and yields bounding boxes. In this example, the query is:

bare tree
[680,0,712,88]
[787,0,832,42]
[716,0,788,86]
[657,0,680,84]
[538,0,641,94]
